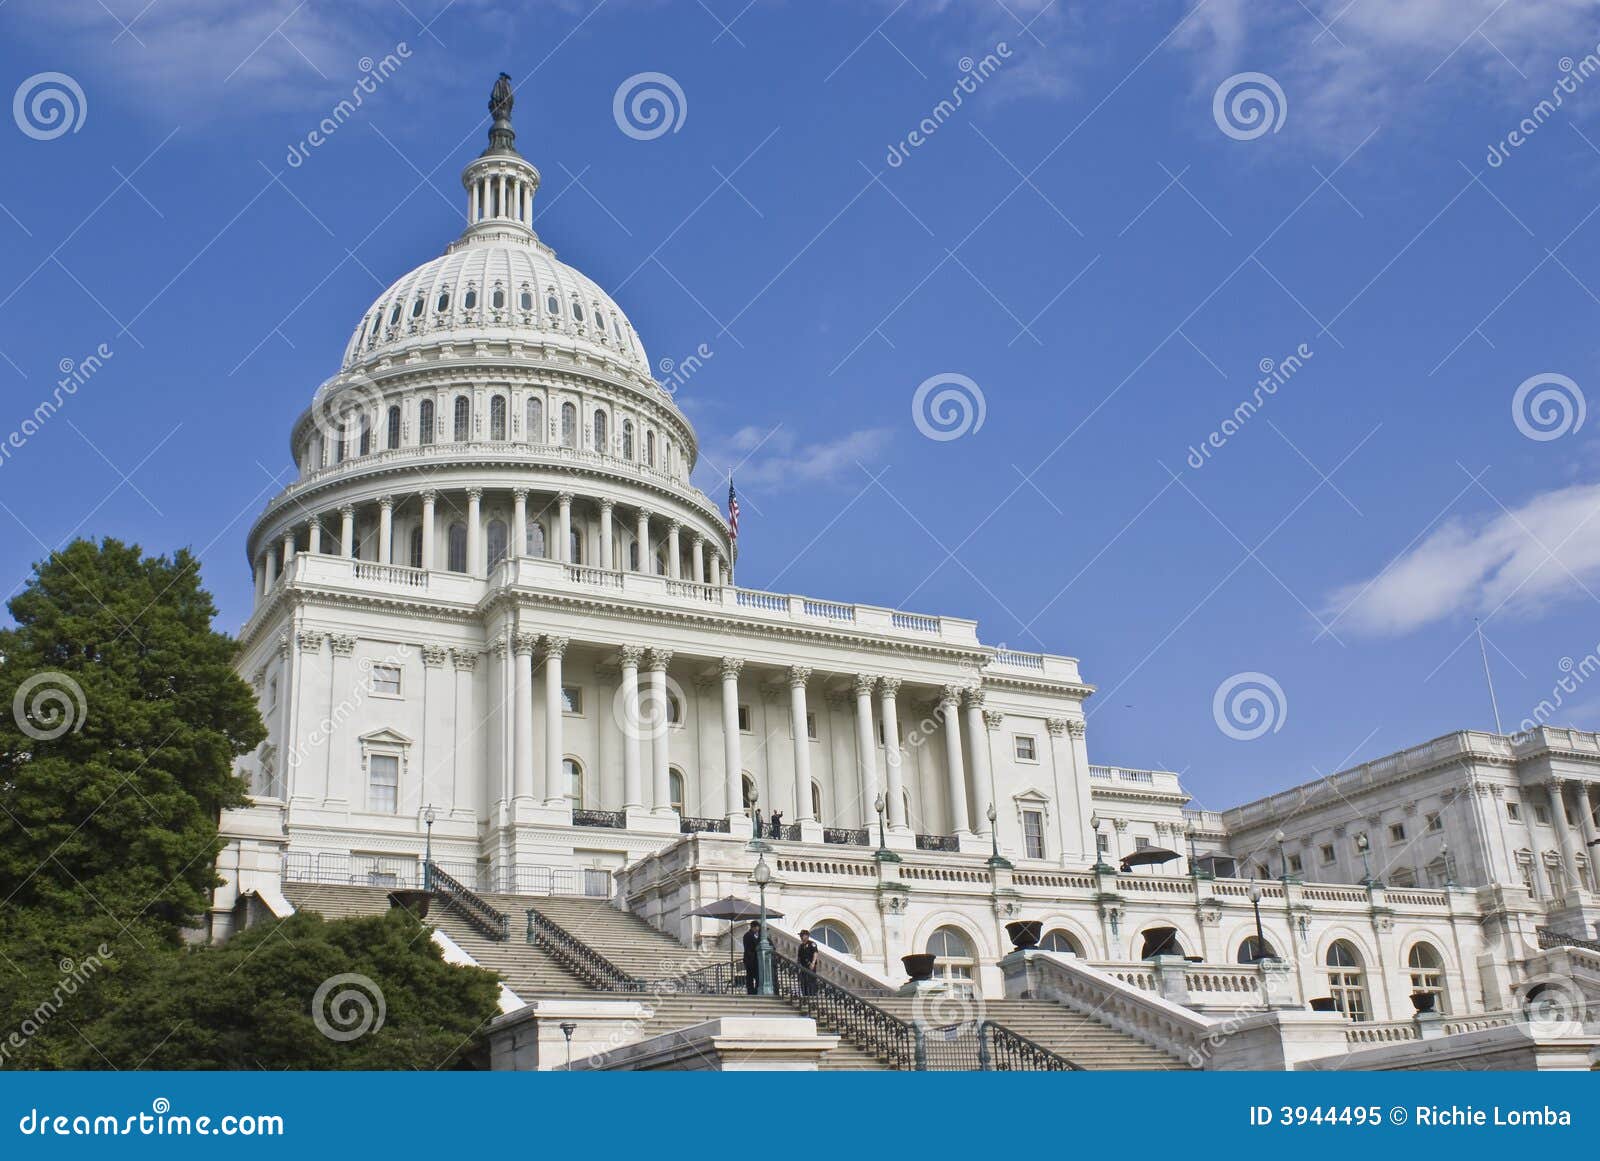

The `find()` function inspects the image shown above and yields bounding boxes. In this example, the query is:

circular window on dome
[491,286,505,310]
[547,293,561,316]
[519,288,533,312]
[572,301,585,323]
[463,287,478,310]
[436,290,450,313]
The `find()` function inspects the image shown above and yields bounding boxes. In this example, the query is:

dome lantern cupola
[461,72,540,238]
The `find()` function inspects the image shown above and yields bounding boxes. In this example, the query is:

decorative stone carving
[490,636,509,659]
[983,709,1004,731]
[378,495,395,511]
[513,632,538,655]
[329,634,357,657]
[939,684,962,706]
[421,643,449,668]
[1046,718,1067,736]
[296,630,326,654]
[963,687,986,709]
[545,635,570,659]
[878,677,901,697]
[1196,900,1222,925]
[853,673,875,697]
[720,656,744,680]
[645,647,671,671]
[620,645,646,668]
[450,647,479,672]
[1065,719,1086,738]
[789,666,812,688]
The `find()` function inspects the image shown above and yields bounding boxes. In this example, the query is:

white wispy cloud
[1326,480,1600,636]
[695,425,892,489]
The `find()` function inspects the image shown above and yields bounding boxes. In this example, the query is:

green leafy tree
[0,538,265,935]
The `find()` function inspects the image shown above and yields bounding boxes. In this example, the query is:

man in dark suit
[742,921,761,994]
[797,929,820,996]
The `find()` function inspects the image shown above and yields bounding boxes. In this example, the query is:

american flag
[727,477,740,539]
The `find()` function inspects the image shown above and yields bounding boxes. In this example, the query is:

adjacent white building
[212,82,1598,1050]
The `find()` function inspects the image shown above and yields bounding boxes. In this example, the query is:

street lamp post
[1355,831,1376,886]
[874,792,900,863]
[559,1020,576,1071]
[1274,828,1288,881]
[751,855,775,995]
[1090,813,1112,873]
[1184,818,1199,877]
[748,787,770,854]
[423,804,437,891]
[1247,879,1268,962]
[986,801,1012,869]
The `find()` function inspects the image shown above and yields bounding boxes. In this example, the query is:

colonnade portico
[251,484,730,602]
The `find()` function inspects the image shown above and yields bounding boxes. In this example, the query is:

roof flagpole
[1475,618,1504,735]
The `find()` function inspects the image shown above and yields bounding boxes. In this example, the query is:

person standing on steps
[797,928,820,996]
[742,920,761,995]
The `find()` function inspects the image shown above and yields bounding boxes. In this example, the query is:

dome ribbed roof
[341,231,650,375]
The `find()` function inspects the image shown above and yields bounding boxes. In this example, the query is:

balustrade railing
[572,808,627,829]
[984,1020,1079,1071]
[426,861,509,941]
[524,907,643,991]
[770,952,914,1070]
[679,816,730,835]
[823,827,870,847]
[1538,925,1600,954]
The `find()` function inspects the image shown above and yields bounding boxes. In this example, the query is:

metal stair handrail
[524,906,646,991]
[426,861,509,941]
[770,951,914,1069]
[982,1019,1080,1071]
[1537,925,1600,954]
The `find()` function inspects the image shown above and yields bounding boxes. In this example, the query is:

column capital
[512,487,529,501]
[1046,717,1067,736]
[619,644,646,667]
[720,656,744,680]
[789,665,812,688]
[646,647,673,671]
[512,632,538,656]
[636,506,652,521]
[450,647,480,672]
[490,636,510,660]
[878,676,901,697]
[378,494,395,511]
[939,684,963,707]
[338,504,356,519]
[693,532,706,546]
[421,643,449,668]
[600,497,616,514]
[557,491,575,505]
[296,630,326,654]
[853,673,877,697]
[543,635,570,660]
[466,487,483,502]
[329,634,357,657]
[963,687,986,709]
[419,488,438,504]
[667,518,682,532]
[983,709,1005,732]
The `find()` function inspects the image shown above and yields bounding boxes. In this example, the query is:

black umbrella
[689,895,785,921]
[1119,846,1180,872]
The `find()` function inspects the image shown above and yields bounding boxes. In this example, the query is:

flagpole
[1475,618,1503,735]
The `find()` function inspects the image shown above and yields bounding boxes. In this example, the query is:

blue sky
[5,0,1600,814]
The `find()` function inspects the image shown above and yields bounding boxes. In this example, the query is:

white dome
[341,231,650,375]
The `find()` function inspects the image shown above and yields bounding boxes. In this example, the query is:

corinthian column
[790,667,814,822]
[853,676,880,828]
[466,489,483,575]
[377,496,394,564]
[964,688,992,836]
[648,649,673,812]
[512,633,536,803]
[940,685,971,836]
[722,657,746,825]
[512,489,528,562]
[599,499,615,570]
[636,509,651,573]
[419,490,436,570]
[339,504,355,558]
[620,646,645,810]
[542,636,568,806]
[880,678,906,830]
[692,535,706,585]
[667,521,682,580]
[557,492,574,564]
[1548,779,1584,893]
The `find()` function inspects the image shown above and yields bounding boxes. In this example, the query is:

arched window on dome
[410,295,424,320]
[491,285,505,311]
[368,312,381,340]
[546,291,561,317]
[668,768,685,815]
[436,289,450,313]
[446,523,467,574]
[645,430,656,468]
[408,526,423,569]
[525,395,544,444]
[357,412,372,457]
[463,286,478,311]
[572,300,585,324]
[519,287,533,312]
[486,519,508,569]
[621,419,635,460]
[596,311,608,340]
[388,302,401,327]
[418,399,435,445]
[613,316,623,343]
[565,758,584,807]
[453,396,470,442]
[560,402,577,448]
[526,521,546,559]
[593,410,608,453]
[386,405,401,451]
[489,395,507,441]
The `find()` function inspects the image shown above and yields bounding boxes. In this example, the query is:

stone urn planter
[1409,990,1437,1013]
[1308,996,1338,1012]
[1005,920,1043,950]
[386,889,432,919]
[901,953,937,981]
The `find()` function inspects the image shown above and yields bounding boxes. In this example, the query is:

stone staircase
[981,999,1193,1069]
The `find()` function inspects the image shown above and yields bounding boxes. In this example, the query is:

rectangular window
[806,711,818,740]
[1256,863,1270,879]
[1287,853,1303,874]
[562,686,583,715]
[1096,832,1109,854]
[1426,812,1442,833]
[1388,823,1405,842]
[1320,843,1335,864]
[1134,836,1151,851]
[370,664,401,697]
[1506,802,1522,822]
[1014,735,1038,761]
[739,704,752,733]
[1534,804,1550,825]
[1022,810,1045,859]
[368,754,399,814]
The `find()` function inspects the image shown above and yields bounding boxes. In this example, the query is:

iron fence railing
[572,809,627,829]
[771,952,915,1069]
[524,907,644,991]
[823,827,870,846]
[984,1020,1079,1071]
[1537,925,1600,954]
[916,833,960,852]
[679,816,731,835]
[426,861,509,941]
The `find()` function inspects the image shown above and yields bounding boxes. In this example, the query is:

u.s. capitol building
[213,79,1599,1071]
